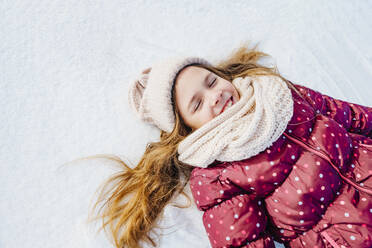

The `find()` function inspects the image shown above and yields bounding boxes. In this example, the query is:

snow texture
[1,1,371,248]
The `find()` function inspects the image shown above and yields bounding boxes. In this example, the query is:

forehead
[176,66,207,86]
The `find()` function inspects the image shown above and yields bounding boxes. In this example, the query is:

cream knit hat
[128,56,211,133]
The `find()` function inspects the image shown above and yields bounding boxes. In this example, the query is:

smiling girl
[90,44,372,248]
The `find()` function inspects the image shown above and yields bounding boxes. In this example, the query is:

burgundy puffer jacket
[189,83,372,248]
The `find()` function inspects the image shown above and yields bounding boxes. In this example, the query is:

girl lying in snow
[89,44,372,248]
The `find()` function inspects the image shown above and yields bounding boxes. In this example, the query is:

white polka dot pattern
[188,83,372,248]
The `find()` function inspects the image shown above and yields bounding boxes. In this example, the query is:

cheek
[230,83,238,92]
[230,85,239,99]
[201,109,216,121]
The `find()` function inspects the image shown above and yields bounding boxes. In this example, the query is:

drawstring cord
[283,132,372,196]
[283,132,372,248]
[320,231,341,248]
[283,88,371,247]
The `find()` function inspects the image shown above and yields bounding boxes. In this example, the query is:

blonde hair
[88,42,301,248]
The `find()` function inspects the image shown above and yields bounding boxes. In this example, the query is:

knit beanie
[128,56,211,133]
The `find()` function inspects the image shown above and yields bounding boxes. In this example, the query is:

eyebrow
[187,72,212,113]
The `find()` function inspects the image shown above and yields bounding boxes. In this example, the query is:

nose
[209,90,223,107]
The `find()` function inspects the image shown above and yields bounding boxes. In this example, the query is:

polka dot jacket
[189,83,372,248]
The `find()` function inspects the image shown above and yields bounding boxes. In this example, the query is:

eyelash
[194,78,216,112]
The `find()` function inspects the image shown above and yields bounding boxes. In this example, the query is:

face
[174,66,240,131]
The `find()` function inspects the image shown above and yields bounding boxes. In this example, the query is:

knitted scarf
[177,75,294,168]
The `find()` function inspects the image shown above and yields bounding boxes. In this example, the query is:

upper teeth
[223,99,233,112]
[227,99,233,107]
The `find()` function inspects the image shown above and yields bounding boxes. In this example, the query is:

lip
[220,96,233,114]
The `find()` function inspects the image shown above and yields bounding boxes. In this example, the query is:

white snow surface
[1,1,372,248]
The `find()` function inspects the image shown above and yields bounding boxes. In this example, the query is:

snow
[1,0,371,247]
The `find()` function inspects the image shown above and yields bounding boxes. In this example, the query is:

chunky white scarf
[177,75,294,168]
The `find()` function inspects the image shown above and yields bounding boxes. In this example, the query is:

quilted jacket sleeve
[190,167,275,248]
[293,83,372,138]
[201,194,275,248]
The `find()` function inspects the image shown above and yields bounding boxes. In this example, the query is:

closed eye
[194,100,201,112]
[194,77,216,112]
[209,78,216,87]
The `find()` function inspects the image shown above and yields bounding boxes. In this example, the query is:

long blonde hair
[88,42,301,248]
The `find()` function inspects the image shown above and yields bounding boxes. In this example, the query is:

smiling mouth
[220,96,233,114]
